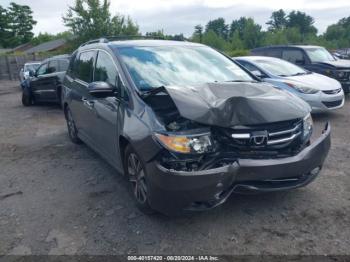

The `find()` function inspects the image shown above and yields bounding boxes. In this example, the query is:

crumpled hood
[164,82,310,127]
[315,59,350,69]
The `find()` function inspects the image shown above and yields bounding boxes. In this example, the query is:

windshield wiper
[139,86,166,99]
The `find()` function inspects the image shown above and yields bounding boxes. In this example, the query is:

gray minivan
[62,38,330,215]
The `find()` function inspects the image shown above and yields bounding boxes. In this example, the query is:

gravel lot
[0,80,349,256]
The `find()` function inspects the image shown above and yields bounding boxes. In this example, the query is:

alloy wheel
[127,153,148,204]
[67,109,78,141]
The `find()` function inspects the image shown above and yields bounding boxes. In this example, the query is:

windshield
[25,63,40,72]
[254,59,307,77]
[115,45,253,90]
[305,47,336,63]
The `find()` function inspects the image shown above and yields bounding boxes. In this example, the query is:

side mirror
[251,70,264,78]
[88,82,115,98]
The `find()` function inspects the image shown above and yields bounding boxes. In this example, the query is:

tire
[58,87,64,109]
[21,88,32,106]
[65,106,82,144]
[124,145,154,214]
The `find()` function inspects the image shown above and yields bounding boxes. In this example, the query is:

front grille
[322,88,342,95]
[336,71,350,81]
[322,100,343,108]
[215,119,305,158]
[229,122,302,148]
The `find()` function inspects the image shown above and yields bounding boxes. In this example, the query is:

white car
[235,56,345,113]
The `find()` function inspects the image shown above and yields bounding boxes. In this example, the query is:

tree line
[191,9,350,56]
[1,0,350,55]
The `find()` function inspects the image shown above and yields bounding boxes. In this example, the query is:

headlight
[155,133,213,154]
[285,82,318,94]
[303,113,313,139]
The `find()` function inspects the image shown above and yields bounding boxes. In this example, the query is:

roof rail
[79,35,184,47]
[79,38,109,47]
[104,35,168,41]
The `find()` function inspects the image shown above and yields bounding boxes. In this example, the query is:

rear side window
[77,51,96,83]
[94,51,118,87]
[48,60,58,73]
[265,49,281,58]
[252,48,281,58]
[282,50,304,63]
[59,59,69,72]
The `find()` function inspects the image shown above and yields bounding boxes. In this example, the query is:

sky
[1,0,350,36]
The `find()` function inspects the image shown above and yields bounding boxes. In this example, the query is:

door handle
[82,98,94,109]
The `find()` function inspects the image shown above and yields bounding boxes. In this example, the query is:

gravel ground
[0,80,349,255]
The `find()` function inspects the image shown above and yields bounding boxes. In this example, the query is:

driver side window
[37,63,48,76]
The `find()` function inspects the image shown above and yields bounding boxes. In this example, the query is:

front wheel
[65,107,81,144]
[22,88,32,106]
[124,145,154,214]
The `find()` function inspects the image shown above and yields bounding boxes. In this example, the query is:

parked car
[234,56,345,112]
[62,39,330,215]
[21,55,70,107]
[251,45,350,93]
[332,48,350,60]
[19,62,41,82]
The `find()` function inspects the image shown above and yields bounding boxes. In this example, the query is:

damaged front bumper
[145,123,331,215]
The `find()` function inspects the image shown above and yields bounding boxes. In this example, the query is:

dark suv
[251,45,350,93]
[21,55,70,107]
[62,39,330,215]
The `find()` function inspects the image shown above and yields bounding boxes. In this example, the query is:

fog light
[310,166,321,175]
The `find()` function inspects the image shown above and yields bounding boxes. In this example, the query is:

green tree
[266,9,287,31]
[110,16,139,36]
[263,30,287,45]
[287,11,317,39]
[230,17,262,49]
[145,30,165,38]
[6,2,37,47]
[205,18,229,40]
[323,17,350,48]
[229,17,246,38]
[63,0,139,44]
[31,32,55,46]
[285,27,302,43]
[228,30,244,50]
[202,30,228,51]
[193,24,203,43]
[241,18,262,48]
[31,31,73,46]
[0,5,10,47]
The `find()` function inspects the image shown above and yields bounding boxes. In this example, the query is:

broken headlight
[155,133,213,154]
[303,113,313,140]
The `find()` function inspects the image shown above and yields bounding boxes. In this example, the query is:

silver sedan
[235,56,345,113]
